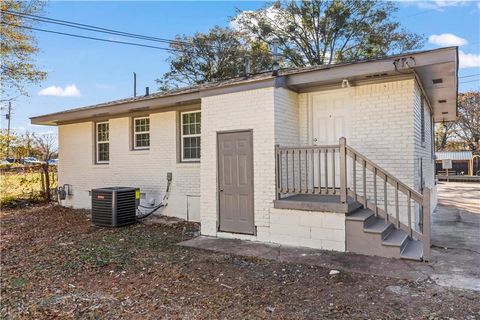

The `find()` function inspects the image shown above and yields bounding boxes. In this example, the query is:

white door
[311,92,350,189]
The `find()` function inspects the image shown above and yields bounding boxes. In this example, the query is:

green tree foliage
[0,130,37,159]
[1,0,47,99]
[156,26,272,90]
[232,0,424,67]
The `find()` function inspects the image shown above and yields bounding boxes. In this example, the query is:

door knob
[313,138,318,142]
[219,188,224,192]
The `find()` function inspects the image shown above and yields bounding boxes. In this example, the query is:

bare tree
[435,122,456,151]
[34,133,57,201]
[455,92,480,153]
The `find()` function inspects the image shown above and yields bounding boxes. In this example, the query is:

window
[421,98,426,144]
[181,111,201,161]
[133,117,150,149]
[96,122,109,163]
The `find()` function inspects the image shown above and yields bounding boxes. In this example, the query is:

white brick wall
[58,108,201,221]
[274,88,299,145]
[58,77,435,252]
[199,87,344,251]
[270,208,345,251]
[412,82,437,211]
[200,87,276,238]
[297,78,437,223]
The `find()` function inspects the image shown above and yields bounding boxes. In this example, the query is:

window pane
[98,143,109,162]
[135,133,150,147]
[181,112,201,160]
[183,137,200,160]
[97,123,109,142]
[135,118,149,133]
[184,147,191,159]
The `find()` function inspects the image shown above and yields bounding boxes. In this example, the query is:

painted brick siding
[297,78,436,223]
[413,82,437,211]
[269,208,345,251]
[299,79,418,189]
[200,87,346,251]
[57,108,201,221]
[274,88,300,146]
[200,87,276,239]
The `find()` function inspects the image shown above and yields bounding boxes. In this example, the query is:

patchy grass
[0,170,56,206]
[1,204,479,319]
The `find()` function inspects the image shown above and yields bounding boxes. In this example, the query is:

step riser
[346,221,403,259]
[345,202,423,261]
[381,224,394,240]
[363,215,377,228]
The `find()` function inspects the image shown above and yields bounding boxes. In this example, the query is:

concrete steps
[346,205,423,261]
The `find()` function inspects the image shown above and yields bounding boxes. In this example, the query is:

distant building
[435,151,478,176]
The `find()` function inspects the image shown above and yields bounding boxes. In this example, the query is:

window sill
[93,163,109,167]
[130,148,150,154]
[177,161,200,168]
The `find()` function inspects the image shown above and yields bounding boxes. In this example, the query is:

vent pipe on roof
[271,39,280,77]
[133,72,137,97]
[145,87,149,96]
[245,55,251,79]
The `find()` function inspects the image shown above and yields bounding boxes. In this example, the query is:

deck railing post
[422,187,431,261]
[339,137,347,204]
[275,144,280,200]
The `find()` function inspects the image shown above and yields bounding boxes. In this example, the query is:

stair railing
[275,137,431,261]
[341,138,431,261]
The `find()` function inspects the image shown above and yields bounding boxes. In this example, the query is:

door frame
[216,129,255,235]
[307,89,353,145]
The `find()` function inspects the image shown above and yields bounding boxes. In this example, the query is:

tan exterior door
[217,131,254,235]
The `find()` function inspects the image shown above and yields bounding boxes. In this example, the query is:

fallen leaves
[1,204,479,319]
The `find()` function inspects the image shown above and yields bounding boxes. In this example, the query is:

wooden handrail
[345,146,423,203]
[275,137,431,261]
[277,144,340,151]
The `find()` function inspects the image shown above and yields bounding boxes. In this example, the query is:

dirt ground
[1,205,479,319]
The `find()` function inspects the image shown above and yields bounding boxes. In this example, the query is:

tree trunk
[43,164,51,202]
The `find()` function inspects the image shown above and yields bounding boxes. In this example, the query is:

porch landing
[273,194,361,213]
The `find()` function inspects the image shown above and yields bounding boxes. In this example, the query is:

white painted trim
[180,110,201,162]
[132,116,150,150]
[95,121,109,164]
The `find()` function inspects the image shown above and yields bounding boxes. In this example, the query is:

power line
[1,9,205,49]
[459,79,480,84]
[459,74,480,79]
[400,8,436,19]
[0,22,183,52]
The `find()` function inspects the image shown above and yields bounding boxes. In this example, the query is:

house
[31,47,458,261]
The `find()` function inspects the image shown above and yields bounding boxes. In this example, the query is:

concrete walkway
[431,182,480,290]
[437,181,480,214]
[181,182,480,291]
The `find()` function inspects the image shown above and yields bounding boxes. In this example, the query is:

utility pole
[6,101,11,136]
[5,101,12,158]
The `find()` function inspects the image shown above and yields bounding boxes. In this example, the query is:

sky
[1,0,479,136]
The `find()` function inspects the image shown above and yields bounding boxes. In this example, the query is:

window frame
[95,121,109,164]
[180,110,201,162]
[132,116,150,150]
